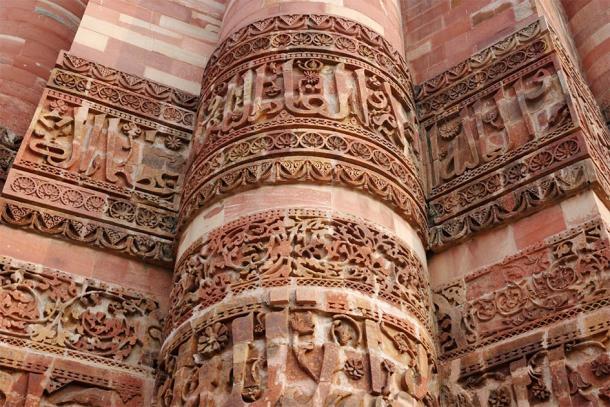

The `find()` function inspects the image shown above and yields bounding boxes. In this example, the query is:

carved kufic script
[178,14,426,236]
[424,62,570,187]
[26,95,186,200]
[156,301,437,406]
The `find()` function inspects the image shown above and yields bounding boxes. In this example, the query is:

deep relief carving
[0,255,165,405]
[7,170,176,237]
[416,20,549,117]
[429,134,583,225]
[181,128,426,236]
[59,52,198,111]
[0,255,162,368]
[434,217,610,362]
[169,209,431,333]
[429,159,594,249]
[156,294,437,406]
[21,94,187,202]
[5,52,197,264]
[183,14,424,232]
[416,17,610,250]
[438,330,610,407]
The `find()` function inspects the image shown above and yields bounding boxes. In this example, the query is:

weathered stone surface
[0,0,609,405]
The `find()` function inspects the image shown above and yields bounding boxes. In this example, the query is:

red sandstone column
[156,0,437,405]
[561,0,610,121]
[0,0,88,136]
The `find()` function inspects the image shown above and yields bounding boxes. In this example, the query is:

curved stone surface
[158,3,435,405]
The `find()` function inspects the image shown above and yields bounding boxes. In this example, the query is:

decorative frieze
[181,14,425,237]
[416,18,610,251]
[169,208,432,335]
[3,52,198,265]
[0,255,163,405]
[434,217,610,364]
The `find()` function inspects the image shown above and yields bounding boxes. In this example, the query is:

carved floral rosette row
[434,217,610,365]
[203,14,412,97]
[0,199,173,264]
[157,292,437,406]
[184,129,423,202]
[429,159,597,250]
[49,68,195,131]
[169,209,432,334]
[0,254,162,371]
[179,130,427,237]
[415,19,548,117]
[6,171,177,237]
[429,132,585,224]
[59,51,198,111]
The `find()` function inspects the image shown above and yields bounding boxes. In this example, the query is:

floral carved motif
[414,17,610,250]
[169,209,431,334]
[434,217,610,362]
[156,298,436,406]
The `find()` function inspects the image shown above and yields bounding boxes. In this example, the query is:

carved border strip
[189,115,422,187]
[179,156,427,239]
[0,199,173,265]
[458,305,610,379]
[429,132,585,224]
[5,169,176,239]
[415,19,544,103]
[48,70,195,132]
[59,51,198,111]
[0,342,149,402]
[429,159,597,250]
[204,14,412,97]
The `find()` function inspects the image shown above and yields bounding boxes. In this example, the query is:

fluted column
[156,1,437,405]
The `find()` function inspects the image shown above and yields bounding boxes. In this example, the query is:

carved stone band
[168,209,432,335]
[157,287,437,406]
[183,15,423,233]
